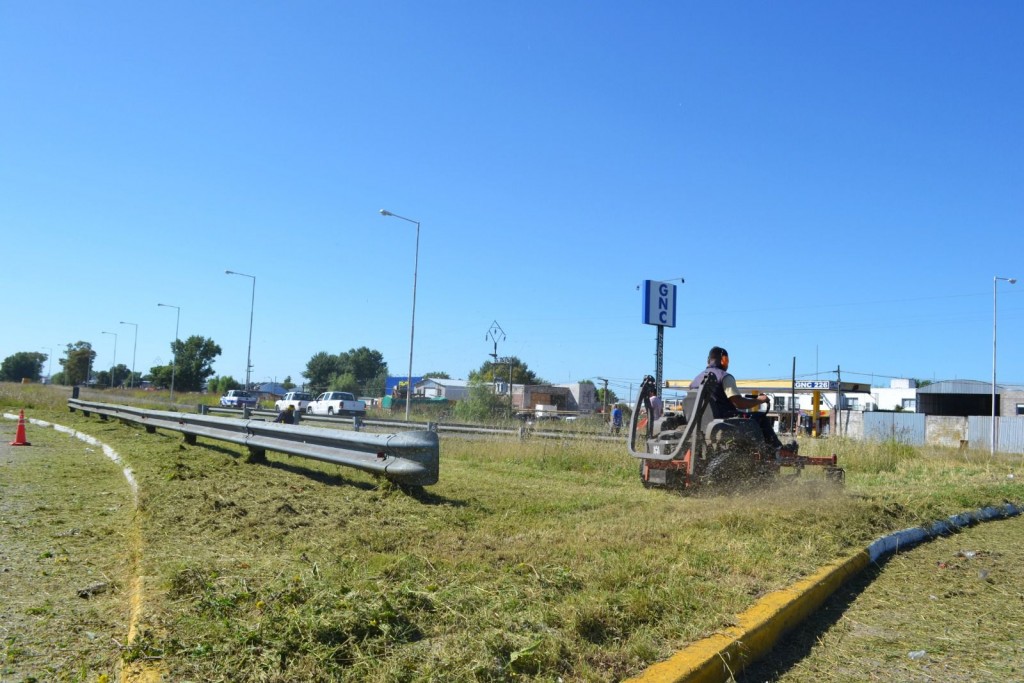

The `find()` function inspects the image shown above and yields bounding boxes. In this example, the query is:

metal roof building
[917,379,997,416]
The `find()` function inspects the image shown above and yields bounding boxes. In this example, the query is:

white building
[871,378,918,412]
[415,378,470,401]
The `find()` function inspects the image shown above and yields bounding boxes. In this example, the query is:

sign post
[642,280,679,396]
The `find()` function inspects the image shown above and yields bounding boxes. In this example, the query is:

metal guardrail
[68,398,439,487]
[209,405,621,442]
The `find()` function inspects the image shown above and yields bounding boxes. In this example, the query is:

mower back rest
[682,372,719,434]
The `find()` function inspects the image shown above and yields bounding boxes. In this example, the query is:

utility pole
[790,357,797,436]
[831,365,843,437]
[597,377,609,416]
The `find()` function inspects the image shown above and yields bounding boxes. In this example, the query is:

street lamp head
[1010,279,1018,285]
[380,209,392,216]
[226,270,234,275]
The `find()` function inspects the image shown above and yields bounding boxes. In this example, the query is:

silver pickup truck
[219,389,258,408]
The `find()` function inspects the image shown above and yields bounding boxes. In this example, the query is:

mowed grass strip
[2,384,1021,682]
[739,514,1024,683]
[0,414,134,682]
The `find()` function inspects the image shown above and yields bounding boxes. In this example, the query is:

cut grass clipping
[1,383,1021,682]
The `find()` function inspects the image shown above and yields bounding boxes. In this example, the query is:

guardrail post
[243,405,252,419]
[198,404,209,415]
[518,425,526,441]
[353,416,363,432]
[246,447,267,463]
[428,422,438,433]
[184,433,197,445]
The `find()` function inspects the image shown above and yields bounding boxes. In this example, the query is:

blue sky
[2,2,1022,400]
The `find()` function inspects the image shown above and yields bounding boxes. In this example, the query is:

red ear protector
[720,354,729,370]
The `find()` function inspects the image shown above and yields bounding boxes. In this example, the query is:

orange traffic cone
[10,409,30,446]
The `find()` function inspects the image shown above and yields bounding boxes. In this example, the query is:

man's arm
[729,394,769,410]
[722,374,769,410]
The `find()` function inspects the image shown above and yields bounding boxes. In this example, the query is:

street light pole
[101,331,118,388]
[379,209,420,421]
[120,321,138,388]
[158,303,181,401]
[43,347,53,383]
[992,275,1017,457]
[226,270,256,390]
[57,343,66,385]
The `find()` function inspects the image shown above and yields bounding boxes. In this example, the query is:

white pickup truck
[307,391,366,417]
[274,391,313,412]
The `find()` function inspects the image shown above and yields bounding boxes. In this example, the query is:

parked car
[220,390,258,408]
[274,391,312,412]
[307,391,366,417]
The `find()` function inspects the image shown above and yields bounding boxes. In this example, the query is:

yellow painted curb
[623,550,870,683]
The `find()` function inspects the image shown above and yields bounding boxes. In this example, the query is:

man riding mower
[628,347,842,491]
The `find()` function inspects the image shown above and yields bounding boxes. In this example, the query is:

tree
[209,376,242,394]
[149,335,221,393]
[338,347,388,389]
[0,351,47,382]
[468,356,544,386]
[303,352,342,392]
[453,379,505,422]
[423,371,451,379]
[596,386,619,409]
[364,369,388,398]
[94,364,132,388]
[282,376,296,391]
[111,364,131,387]
[328,372,361,395]
[59,342,96,386]
[302,348,388,395]
[148,365,173,389]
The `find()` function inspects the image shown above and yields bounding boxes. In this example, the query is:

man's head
[708,346,729,370]
[287,405,295,412]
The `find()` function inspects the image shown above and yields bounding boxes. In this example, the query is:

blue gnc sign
[642,280,676,327]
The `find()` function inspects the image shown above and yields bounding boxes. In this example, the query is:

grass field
[2,383,1021,682]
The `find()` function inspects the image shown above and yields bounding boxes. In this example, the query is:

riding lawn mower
[628,374,844,491]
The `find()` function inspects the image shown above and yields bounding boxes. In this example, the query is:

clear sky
[2,2,1022,401]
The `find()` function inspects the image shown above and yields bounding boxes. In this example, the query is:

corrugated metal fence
[863,412,927,446]
[967,416,1024,454]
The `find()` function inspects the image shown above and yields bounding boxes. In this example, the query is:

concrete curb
[623,502,1021,683]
